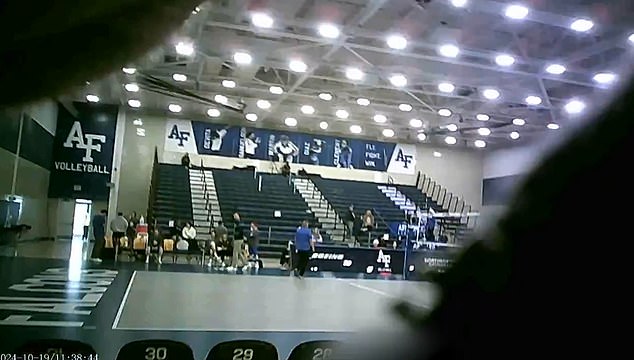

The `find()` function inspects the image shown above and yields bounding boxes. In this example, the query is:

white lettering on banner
[310,253,345,261]
[387,144,417,175]
[63,121,106,163]
[377,250,392,273]
[54,162,109,174]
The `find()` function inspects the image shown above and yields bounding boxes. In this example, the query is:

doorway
[72,199,92,239]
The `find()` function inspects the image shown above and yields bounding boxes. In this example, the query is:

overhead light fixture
[318,92,332,101]
[417,132,427,141]
[399,103,413,112]
[389,74,407,87]
[545,64,566,75]
[233,51,252,65]
[289,59,308,73]
[547,123,560,130]
[373,114,387,123]
[447,124,458,132]
[593,72,617,84]
[285,117,298,127]
[445,136,457,145]
[124,83,139,92]
[168,104,182,113]
[172,73,187,82]
[214,94,228,104]
[386,35,408,50]
[86,94,100,103]
[495,54,516,66]
[525,95,542,105]
[476,113,490,121]
[269,86,284,95]
[433,151,442,157]
[570,18,594,32]
[382,129,395,138]
[336,109,349,119]
[564,99,585,114]
[222,80,236,88]
[438,82,455,93]
[438,44,460,58]
[300,105,315,114]
[251,12,274,28]
[245,113,258,122]
[133,118,143,126]
[478,127,491,136]
[409,119,423,128]
[438,108,452,117]
[474,140,487,148]
[122,67,137,75]
[318,23,340,39]
[207,108,220,117]
[350,125,362,134]
[510,131,520,140]
[175,41,195,56]
[357,98,370,106]
[128,99,141,108]
[319,121,329,130]
[505,4,529,19]
[346,67,365,81]
[192,6,200,15]
[482,88,501,100]
[256,99,271,109]
[450,0,468,7]
[629,33,634,44]
[512,118,526,126]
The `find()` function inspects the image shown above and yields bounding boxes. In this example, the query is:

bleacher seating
[213,169,325,258]
[151,164,193,230]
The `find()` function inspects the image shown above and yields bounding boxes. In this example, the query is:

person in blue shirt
[294,220,315,278]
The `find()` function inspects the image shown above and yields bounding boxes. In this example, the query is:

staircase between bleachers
[189,168,221,242]
[293,177,345,242]
[377,185,420,217]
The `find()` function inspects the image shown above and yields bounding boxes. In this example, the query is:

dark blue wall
[482,175,523,206]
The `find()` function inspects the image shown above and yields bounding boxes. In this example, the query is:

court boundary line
[111,270,137,329]
[345,282,398,299]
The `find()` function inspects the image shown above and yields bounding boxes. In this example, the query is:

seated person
[312,228,323,243]
[145,229,164,264]
[279,240,292,270]
[179,222,196,250]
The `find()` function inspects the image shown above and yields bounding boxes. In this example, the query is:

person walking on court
[228,212,249,272]
[90,209,107,262]
[294,220,315,279]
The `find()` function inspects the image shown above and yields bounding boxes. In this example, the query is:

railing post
[258,175,262,192]
[268,226,272,244]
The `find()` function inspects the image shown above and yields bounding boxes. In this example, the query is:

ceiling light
[389,74,407,87]
[445,136,457,145]
[512,118,526,126]
[545,64,566,75]
[222,80,236,88]
[386,35,408,50]
[476,113,490,121]
[525,95,542,105]
[417,133,427,141]
[233,51,253,65]
[433,151,442,157]
[593,72,617,84]
[409,119,423,128]
[175,41,194,56]
[251,12,274,28]
[86,94,100,103]
[495,54,516,66]
[447,124,458,132]
[438,82,455,93]
[346,67,365,81]
[319,121,329,130]
[478,127,491,136]
[269,86,284,95]
[214,94,228,104]
[285,117,298,127]
[505,5,529,19]
[451,0,468,7]
[382,129,395,138]
[133,118,143,126]
[482,88,501,100]
[350,125,362,134]
[128,99,141,108]
[122,67,136,74]
[318,23,340,39]
[172,73,187,82]
[357,98,370,106]
[245,113,258,122]
[207,108,220,117]
[510,131,520,140]
[547,123,560,130]
[564,99,585,114]
[301,105,315,114]
[336,109,349,119]
[629,33,634,44]
[168,104,182,113]
[439,44,460,58]
[124,83,139,92]
[570,18,594,32]
[373,114,387,123]
[318,92,332,101]
[399,103,413,112]
[474,140,487,148]
[289,59,308,73]
[438,108,452,117]
[256,99,271,109]
[192,6,200,15]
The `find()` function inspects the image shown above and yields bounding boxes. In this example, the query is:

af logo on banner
[377,249,392,272]
[164,119,198,154]
[54,121,109,174]
[387,143,417,175]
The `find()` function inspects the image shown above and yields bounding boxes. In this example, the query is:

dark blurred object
[0,0,200,106]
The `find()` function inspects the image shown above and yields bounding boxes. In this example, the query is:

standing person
[248,222,260,260]
[209,220,228,267]
[344,205,356,241]
[82,212,90,241]
[294,220,315,279]
[181,153,191,167]
[90,209,107,262]
[110,212,128,258]
[126,211,138,246]
[228,212,249,272]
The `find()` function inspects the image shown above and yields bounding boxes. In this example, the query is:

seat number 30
[232,348,254,360]
[145,347,167,360]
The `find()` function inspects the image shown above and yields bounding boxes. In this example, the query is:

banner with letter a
[387,143,417,175]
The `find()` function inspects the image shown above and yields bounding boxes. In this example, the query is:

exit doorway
[72,199,92,239]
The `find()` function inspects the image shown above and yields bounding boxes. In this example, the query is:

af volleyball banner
[164,120,416,174]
